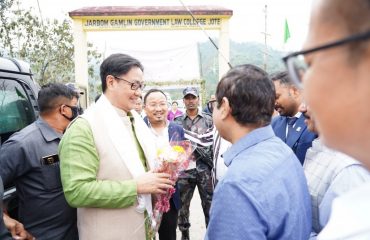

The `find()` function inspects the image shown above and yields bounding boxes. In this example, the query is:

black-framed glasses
[282,30,370,88]
[113,76,145,91]
[207,100,216,114]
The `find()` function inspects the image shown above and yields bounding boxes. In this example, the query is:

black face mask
[62,105,80,121]
[77,106,84,115]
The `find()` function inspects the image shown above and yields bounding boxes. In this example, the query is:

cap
[65,83,84,95]
[183,87,198,97]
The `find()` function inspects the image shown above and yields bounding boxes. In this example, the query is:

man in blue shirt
[205,64,311,240]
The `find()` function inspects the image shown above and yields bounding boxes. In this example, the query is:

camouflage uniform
[174,111,214,239]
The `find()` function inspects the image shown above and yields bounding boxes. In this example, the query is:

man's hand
[135,171,175,194]
[3,214,35,240]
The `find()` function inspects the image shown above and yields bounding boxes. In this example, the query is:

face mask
[77,106,84,115]
[62,105,80,121]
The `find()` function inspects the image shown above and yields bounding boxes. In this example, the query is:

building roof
[69,6,233,17]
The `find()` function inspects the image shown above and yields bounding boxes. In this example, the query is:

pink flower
[149,140,194,234]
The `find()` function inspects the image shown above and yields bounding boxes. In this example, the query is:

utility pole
[262,4,269,71]
[197,42,203,79]
[16,0,21,58]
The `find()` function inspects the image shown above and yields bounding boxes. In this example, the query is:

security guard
[174,87,214,240]
[0,83,80,239]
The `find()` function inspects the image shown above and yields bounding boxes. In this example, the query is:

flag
[284,19,291,44]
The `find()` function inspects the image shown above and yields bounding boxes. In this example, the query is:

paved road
[176,187,207,240]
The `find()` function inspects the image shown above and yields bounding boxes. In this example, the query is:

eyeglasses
[113,76,145,91]
[146,102,168,109]
[207,100,216,114]
[282,30,370,88]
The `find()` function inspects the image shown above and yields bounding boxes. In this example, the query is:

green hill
[198,40,287,100]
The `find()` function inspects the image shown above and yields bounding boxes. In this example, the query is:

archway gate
[69,6,233,105]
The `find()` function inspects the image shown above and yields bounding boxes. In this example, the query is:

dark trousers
[177,168,213,232]
[158,199,178,240]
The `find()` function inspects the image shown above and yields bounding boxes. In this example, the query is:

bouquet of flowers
[149,140,194,235]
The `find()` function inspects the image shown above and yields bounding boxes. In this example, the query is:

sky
[20,0,313,84]
[23,0,313,52]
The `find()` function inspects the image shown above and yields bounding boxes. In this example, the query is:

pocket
[40,164,62,191]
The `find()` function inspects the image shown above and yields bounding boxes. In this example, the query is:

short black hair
[270,71,292,86]
[100,53,144,92]
[38,83,79,114]
[143,89,167,104]
[172,101,178,106]
[216,64,275,126]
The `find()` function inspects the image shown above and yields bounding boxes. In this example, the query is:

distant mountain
[198,40,287,99]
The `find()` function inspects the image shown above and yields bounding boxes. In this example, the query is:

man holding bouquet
[143,89,185,240]
[59,54,174,240]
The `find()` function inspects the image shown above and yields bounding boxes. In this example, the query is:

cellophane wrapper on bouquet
[149,140,194,236]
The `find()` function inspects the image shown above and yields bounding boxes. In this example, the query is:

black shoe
[181,230,189,240]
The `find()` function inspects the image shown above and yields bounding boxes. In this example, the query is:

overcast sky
[23,0,313,52]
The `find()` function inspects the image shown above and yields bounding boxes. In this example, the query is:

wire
[36,0,45,29]
[178,0,233,69]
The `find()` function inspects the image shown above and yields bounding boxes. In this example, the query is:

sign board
[69,6,232,105]
[78,16,227,31]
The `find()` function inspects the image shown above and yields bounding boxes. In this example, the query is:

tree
[87,42,102,102]
[0,0,15,56]
[0,1,73,85]
[0,0,101,93]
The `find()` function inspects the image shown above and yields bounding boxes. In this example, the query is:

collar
[113,104,128,117]
[223,125,275,167]
[311,137,333,153]
[36,117,62,142]
[293,111,302,118]
[147,120,169,136]
[184,109,204,120]
[171,109,181,114]
[147,119,169,128]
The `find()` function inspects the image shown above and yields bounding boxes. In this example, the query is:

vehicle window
[0,79,36,141]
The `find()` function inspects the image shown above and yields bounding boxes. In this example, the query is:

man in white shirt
[212,128,230,187]
[283,0,370,238]
[143,89,185,240]
[300,103,370,239]
[203,97,231,187]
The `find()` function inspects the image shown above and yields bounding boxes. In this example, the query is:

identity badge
[40,154,60,166]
